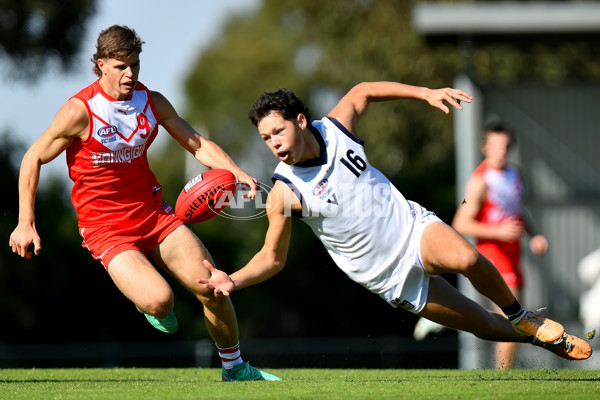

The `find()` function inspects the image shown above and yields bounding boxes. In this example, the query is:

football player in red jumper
[9,25,279,381]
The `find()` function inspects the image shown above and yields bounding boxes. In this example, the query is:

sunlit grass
[1,368,599,400]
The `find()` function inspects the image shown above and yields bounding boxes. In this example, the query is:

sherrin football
[175,169,237,223]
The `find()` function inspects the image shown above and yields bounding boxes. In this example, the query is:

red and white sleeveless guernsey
[66,80,164,228]
[473,159,525,287]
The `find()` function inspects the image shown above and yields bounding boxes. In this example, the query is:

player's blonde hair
[91,25,144,77]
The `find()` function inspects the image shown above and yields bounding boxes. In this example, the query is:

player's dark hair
[483,120,516,147]
[248,89,312,127]
[91,25,144,77]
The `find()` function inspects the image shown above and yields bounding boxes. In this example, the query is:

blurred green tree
[150,0,462,340]
[5,0,600,347]
[0,134,210,345]
[0,0,96,81]
[151,0,600,339]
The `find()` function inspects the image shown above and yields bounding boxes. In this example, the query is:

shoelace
[552,334,573,352]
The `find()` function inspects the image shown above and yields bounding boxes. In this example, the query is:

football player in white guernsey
[199,82,591,362]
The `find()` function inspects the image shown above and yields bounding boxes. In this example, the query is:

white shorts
[382,201,441,313]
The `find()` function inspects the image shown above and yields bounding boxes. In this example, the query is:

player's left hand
[198,260,236,296]
[529,234,548,255]
[425,88,472,114]
[235,172,260,200]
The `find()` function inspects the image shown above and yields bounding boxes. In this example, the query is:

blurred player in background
[200,82,591,363]
[450,121,548,369]
[8,25,279,381]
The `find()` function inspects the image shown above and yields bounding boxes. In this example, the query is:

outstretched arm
[198,180,296,295]
[152,91,259,198]
[328,81,472,136]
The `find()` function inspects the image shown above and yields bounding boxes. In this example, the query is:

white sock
[217,342,244,370]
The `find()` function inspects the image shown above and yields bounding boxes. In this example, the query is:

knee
[453,245,483,276]
[140,291,174,318]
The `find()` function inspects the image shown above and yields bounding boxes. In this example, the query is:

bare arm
[328,81,472,135]
[521,210,549,255]
[9,99,88,258]
[452,174,524,242]
[198,180,297,295]
[152,91,259,198]
[517,170,549,255]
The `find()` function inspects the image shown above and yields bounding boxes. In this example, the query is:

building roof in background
[412,2,600,35]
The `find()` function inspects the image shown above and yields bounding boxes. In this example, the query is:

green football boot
[144,311,178,334]
[222,362,281,381]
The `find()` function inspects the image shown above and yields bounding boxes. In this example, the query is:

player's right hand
[9,223,41,259]
[496,217,524,242]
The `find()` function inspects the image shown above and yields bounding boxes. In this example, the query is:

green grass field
[1,368,599,400]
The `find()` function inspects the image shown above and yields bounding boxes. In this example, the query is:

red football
[175,169,237,223]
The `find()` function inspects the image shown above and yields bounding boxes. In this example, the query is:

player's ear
[296,113,307,129]
[97,59,107,75]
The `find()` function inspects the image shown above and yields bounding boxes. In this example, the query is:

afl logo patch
[313,179,329,196]
[97,125,118,138]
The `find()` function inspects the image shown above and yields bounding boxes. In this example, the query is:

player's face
[482,131,511,169]
[97,54,140,100]
[258,112,305,165]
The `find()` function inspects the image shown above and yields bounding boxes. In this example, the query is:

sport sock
[500,300,525,322]
[217,342,244,370]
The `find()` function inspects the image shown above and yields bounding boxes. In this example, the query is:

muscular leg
[417,222,588,360]
[417,221,529,342]
[420,222,516,309]
[418,276,526,343]
[107,250,175,318]
[151,225,239,348]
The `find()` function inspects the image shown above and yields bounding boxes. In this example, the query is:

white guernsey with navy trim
[272,117,437,311]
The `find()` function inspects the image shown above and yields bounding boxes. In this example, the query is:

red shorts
[79,201,184,269]
[477,242,523,288]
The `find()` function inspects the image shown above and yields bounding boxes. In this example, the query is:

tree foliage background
[0,0,96,81]
[160,0,600,340]
[2,0,600,347]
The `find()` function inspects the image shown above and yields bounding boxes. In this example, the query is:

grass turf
[1,368,599,400]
